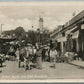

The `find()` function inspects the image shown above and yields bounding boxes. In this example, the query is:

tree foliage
[26,30,50,45]
[2,26,50,45]
[15,26,25,37]
[2,26,25,40]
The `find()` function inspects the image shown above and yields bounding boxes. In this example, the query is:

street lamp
[37,28,40,32]
[37,28,44,45]
[37,28,40,43]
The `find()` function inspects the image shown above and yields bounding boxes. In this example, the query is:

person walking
[45,49,49,61]
[50,47,57,69]
[36,47,42,70]
[24,46,30,70]
[32,46,37,63]
[42,48,46,62]
[15,48,19,62]
[19,44,26,68]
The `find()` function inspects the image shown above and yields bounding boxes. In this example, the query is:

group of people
[8,43,58,70]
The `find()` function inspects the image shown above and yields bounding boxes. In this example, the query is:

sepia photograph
[0,0,84,82]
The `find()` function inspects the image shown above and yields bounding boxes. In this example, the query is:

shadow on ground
[30,64,36,69]
[0,65,6,67]
[68,62,84,69]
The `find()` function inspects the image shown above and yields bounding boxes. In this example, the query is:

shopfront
[57,37,67,55]
[0,37,16,54]
[78,24,84,60]
[71,30,79,52]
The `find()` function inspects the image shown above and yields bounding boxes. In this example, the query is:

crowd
[0,41,78,71]
[5,42,58,70]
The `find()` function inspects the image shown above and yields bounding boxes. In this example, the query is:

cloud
[0,1,84,32]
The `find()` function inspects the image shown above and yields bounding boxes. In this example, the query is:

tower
[39,17,44,32]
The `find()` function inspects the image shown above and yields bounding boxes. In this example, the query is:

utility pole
[0,24,4,36]
[32,25,34,54]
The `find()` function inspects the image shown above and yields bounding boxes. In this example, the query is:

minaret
[39,17,44,32]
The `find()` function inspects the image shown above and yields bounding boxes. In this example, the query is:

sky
[0,1,84,32]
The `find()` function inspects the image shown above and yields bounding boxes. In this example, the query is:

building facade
[50,10,84,60]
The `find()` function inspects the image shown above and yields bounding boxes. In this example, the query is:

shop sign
[57,37,67,42]
[72,30,79,39]
[81,24,84,29]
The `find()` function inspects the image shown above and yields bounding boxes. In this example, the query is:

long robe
[36,49,42,69]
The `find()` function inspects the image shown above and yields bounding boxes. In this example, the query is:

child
[50,47,57,69]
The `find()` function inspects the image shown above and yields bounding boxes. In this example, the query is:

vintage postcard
[0,0,84,82]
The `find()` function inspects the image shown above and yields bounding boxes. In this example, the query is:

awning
[57,37,67,42]
[72,30,79,39]
[0,37,17,43]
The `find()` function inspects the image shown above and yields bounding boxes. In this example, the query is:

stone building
[50,10,84,60]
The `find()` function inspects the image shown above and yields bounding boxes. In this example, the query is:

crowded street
[1,1,84,81]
